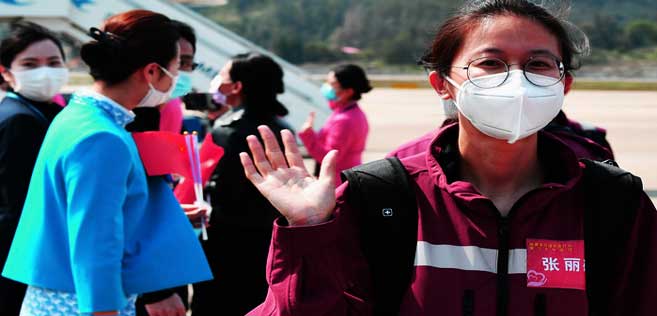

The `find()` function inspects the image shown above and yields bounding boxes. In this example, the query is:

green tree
[624,20,657,49]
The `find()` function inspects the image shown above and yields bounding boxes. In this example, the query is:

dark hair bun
[229,52,288,116]
[80,40,120,80]
[81,10,179,85]
[332,64,372,101]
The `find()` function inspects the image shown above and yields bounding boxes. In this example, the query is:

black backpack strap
[341,157,418,316]
[580,159,643,316]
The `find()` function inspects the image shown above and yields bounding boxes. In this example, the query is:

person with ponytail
[2,10,211,316]
[192,52,291,316]
[299,64,372,186]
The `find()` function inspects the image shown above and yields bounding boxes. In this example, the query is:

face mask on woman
[444,70,564,144]
[12,67,69,102]
[170,71,193,99]
[137,65,178,108]
[320,83,343,110]
[320,83,337,101]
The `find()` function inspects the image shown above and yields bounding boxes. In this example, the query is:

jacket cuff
[272,215,339,255]
[74,266,126,313]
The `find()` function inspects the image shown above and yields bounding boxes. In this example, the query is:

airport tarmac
[357,88,657,205]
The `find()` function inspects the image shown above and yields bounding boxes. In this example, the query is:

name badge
[526,239,586,290]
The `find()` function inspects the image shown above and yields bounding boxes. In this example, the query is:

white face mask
[444,70,565,144]
[208,74,222,93]
[12,67,69,102]
[137,65,178,108]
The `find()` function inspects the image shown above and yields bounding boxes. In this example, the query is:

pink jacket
[159,98,183,134]
[299,103,368,185]
[249,123,657,316]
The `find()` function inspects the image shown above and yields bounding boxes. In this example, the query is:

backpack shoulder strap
[580,159,643,315]
[341,157,418,316]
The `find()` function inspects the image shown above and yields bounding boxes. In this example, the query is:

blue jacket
[2,92,212,313]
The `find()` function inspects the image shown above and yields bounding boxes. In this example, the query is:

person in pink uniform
[299,64,372,185]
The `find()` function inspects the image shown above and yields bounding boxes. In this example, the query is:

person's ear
[231,81,243,95]
[140,63,162,84]
[428,71,452,101]
[564,73,574,95]
[0,65,15,87]
[342,87,355,101]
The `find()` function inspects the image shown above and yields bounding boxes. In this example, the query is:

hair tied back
[88,27,124,45]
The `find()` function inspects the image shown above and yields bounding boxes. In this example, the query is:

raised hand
[239,126,337,226]
[300,111,316,134]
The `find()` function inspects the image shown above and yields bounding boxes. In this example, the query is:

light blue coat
[2,92,212,313]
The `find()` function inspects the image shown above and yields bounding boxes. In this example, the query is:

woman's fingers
[319,149,338,188]
[281,129,307,171]
[258,125,288,170]
[240,152,264,185]
[246,135,274,176]
[308,111,316,125]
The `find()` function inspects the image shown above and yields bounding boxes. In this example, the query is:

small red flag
[174,133,225,203]
[132,131,194,179]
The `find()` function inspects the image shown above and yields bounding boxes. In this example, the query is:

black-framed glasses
[451,55,565,89]
[180,59,199,71]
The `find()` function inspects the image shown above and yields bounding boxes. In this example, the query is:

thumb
[308,111,316,124]
[319,150,338,187]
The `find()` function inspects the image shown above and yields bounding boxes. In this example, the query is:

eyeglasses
[180,59,199,71]
[451,55,565,89]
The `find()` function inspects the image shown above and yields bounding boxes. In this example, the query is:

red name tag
[526,239,586,290]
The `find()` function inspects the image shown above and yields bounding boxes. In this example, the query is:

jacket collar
[335,101,358,113]
[423,123,582,218]
[74,90,135,127]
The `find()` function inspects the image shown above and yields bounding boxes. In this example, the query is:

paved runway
[358,88,657,205]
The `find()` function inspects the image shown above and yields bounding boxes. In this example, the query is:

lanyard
[5,92,49,124]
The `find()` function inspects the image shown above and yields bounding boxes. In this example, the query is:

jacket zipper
[492,189,545,316]
[496,216,510,316]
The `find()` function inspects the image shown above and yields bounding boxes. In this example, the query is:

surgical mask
[12,67,69,102]
[212,91,227,105]
[170,71,193,99]
[444,70,564,144]
[320,83,337,101]
[137,65,178,108]
[208,74,226,105]
[209,74,222,93]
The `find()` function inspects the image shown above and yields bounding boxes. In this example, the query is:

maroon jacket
[387,112,614,161]
[248,124,657,316]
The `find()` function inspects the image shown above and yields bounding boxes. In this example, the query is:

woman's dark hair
[0,21,66,68]
[229,52,288,116]
[419,0,588,76]
[80,10,179,85]
[332,64,372,101]
[172,20,196,52]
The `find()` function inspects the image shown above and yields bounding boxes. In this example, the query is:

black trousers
[0,276,26,316]
[0,221,25,316]
[190,227,271,316]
